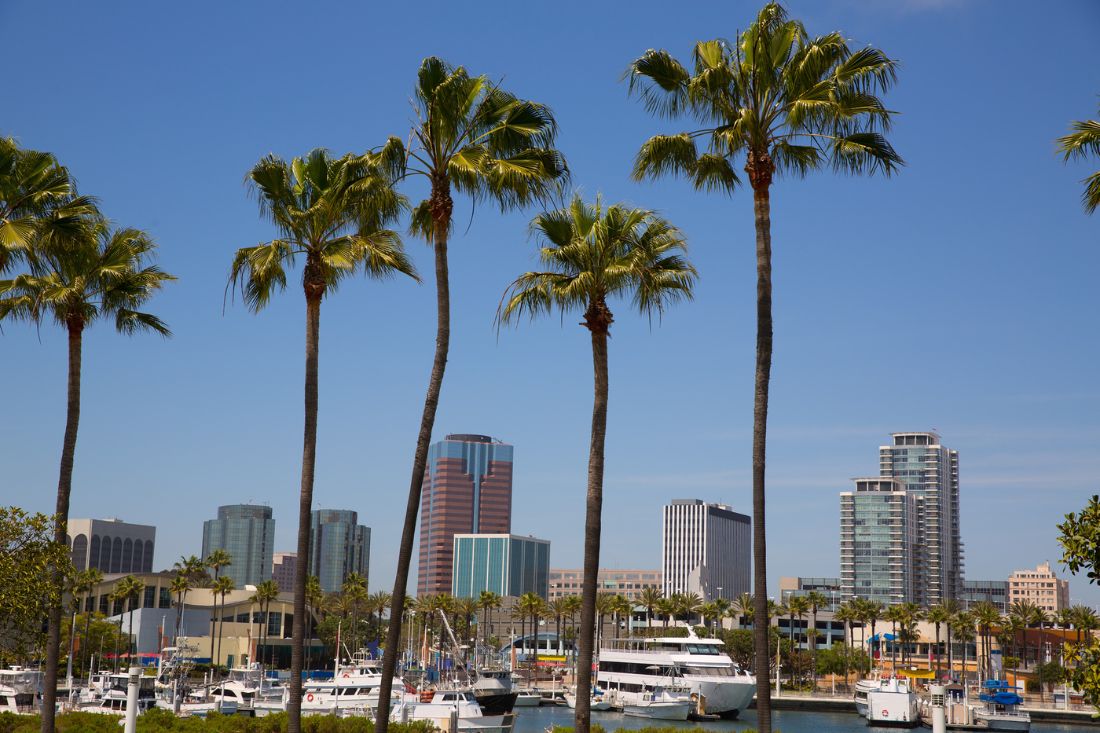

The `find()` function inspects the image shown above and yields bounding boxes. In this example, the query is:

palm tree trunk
[748,163,775,733]
[947,626,953,679]
[288,283,322,733]
[376,182,452,733]
[810,609,818,690]
[41,320,82,733]
[574,308,610,733]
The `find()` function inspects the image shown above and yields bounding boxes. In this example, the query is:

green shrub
[0,712,437,733]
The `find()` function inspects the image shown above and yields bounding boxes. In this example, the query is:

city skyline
[3,1,1099,607]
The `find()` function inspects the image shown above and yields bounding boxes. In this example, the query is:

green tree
[230,146,414,732]
[212,575,235,671]
[498,194,695,733]
[251,580,279,668]
[1058,106,1100,213]
[0,216,173,731]
[950,611,976,682]
[787,596,810,650]
[639,587,662,630]
[626,7,901,729]
[735,593,755,630]
[305,575,324,671]
[377,57,566,733]
[926,605,951,677]
[1059,495,1100,711]
[804,591,827,688]
[115,575,145,660]
[0,508,72,665]
[972,602,1003,680]
[517,593,546,670]
[71,568,103,676]
[204,549,233,663]
[655,597,675,628]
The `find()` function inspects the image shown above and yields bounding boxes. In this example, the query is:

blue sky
[3,0,1099,606]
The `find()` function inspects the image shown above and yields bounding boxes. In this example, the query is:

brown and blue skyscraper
[418,434,513,595]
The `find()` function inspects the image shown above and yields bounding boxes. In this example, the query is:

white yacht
[621,687,692,720]
[390,689,515,733]
[596,628,755,718]
[0,668,42,714]
[290,651,405,715]
[564,689,614,711]
[863,675,919,727]
[973,681,1030,732]
[854,677,876,718]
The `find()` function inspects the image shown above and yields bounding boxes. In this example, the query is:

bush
[0,712,437,733]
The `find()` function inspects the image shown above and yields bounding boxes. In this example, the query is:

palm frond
[1058,118,1100,161]
[632,134,700,182]
[626,49,691,119]
[1081,170,1100,214]
[229,240,293,312]
[115,309,171,337]
[830,131,904,175]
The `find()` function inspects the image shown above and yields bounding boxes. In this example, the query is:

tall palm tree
[478,591,501,651]
[342,574,369,653]
[680,593,704,626]
[626,8,901,729]
[787,596,810,651]
[639,587,663,631]
[950,612,976,682]
[897,602,922,666]
[834,601,857,688]
[0,215,172,732]
[655,597,676,629]
[72,568,103,677]
[594,593,616,653]
[1058,105,1100,213]
[972,602,1002,680]
[169,575,191,644]
[883,605,904,670]
[204,549,233,663]
[0,137,96,275]
[518,593,546,671]
[305,575,323,671]
[377,57,566,733]
[251,580,279,668]
[939,599,961,679]
[213,576,235,672]
[115,575,145,661]
[230,146,414,733]
[735,593,755,630]
[550,597,571,655]
[804,591,827,687]
[926,605,951,677]
[498,193,694,733]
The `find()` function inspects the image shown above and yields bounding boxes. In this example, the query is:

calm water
[510,703,1086,733]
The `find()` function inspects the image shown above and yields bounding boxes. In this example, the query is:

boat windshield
[680,665,735,676]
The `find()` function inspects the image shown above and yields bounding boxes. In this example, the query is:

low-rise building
[1008,562,1069,613]
[778,576,843,610]
[548,569,662,601]
[961,579,1009,612]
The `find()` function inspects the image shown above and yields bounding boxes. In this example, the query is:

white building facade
[661,499,750,601]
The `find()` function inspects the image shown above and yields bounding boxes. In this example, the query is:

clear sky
[3,0,1099,606]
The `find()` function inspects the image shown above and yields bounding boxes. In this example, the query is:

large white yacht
[0,668,41,714]
[862,675,919,727]
[596,628,755,718]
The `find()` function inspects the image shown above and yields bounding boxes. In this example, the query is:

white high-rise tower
[661,499,750,601]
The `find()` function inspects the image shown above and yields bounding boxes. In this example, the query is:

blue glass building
[452,534,549,599]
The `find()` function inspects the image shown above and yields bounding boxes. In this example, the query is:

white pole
[930,684,946,733]
[66,611,77,704]
[775,631,781,696]
[123,666,140,733]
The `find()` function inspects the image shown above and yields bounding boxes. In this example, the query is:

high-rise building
[878,431,964,605]
[661,499,750,601]
[272,552,297,593]
[201,504,275,587]
[1008,562,1070,613]
[68,518,156,574]
[840,478,918,604]
[451,534,550,599]
[548,569,662,601]
[418,434,513,596]
[309,509,370,593]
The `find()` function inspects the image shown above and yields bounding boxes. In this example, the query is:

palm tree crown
[498,194,697,334]
[230,145,416,308]
[627,2,902,191]
[1058,106,1100,213]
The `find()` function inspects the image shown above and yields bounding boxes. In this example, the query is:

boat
[294,651,406,714]
[621,687,692,720]
[390,689,515,733]
[0,667,42,714]
[973,680,1030,731]
[512,690,541,707]
[472,668,518,714]
[863,675,919,727]
[564,689,614,711]
[854,677,876,718]
[596,626,755,718]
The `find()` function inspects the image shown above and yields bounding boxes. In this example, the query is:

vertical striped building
[68,518,156,574]
[840,478,918,604]
[451,534,549,599]
[309,509,370,593]
[418,434,513,595]
[661,500,750,601]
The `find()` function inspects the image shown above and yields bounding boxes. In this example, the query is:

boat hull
[623,702,691,720]
[866,689,920,727]
[475,691,518,714]
[973,710,1031,731]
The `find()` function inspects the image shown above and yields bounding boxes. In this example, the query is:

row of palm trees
[5,5,1098,733]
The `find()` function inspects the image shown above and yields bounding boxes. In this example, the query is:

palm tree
[342,573,369,653]
[204,549,233,662]
[0,215,172,730]
[370,590,393,644]
[169,575,191,644]
[478,591,502,652]
[639,587,663,630]
[896,602,922,666]
[735,593,755,629]
[612,595,633,639]
[72,568,103,677]
[594,593,616,653]
[377,58,566,733]
[1058,105,1100,213]
[883,605,905,670]
[230,147,414,732]
[550,597,570,655]
[498,193,694,733]
[951,611,976,683]
[972,602,1002,680]
[861,600,884,669]
[655,597,676,629]
[305,575,323,671]
[787,596,810,650]
[115,575,145,661]
[834,601,858,688]
[939,599,961,679]
[926,605,951,677]
[626,8,901,729]
[804,591,827,687]
[517,593,546,671]
[212,576,235,672]
[680,593,704,626]
[251,580,279,668]
[0,137,95,275]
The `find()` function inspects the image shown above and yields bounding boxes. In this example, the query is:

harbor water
[509,704,1088,733]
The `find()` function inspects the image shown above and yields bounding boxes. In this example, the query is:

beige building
[1007,562,1069,613]
[548,568,661,601]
